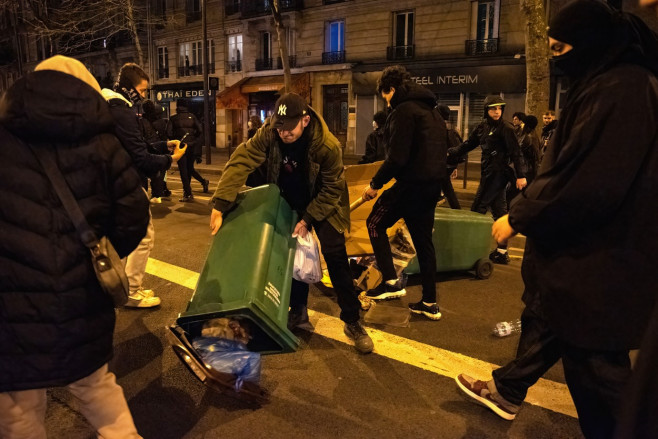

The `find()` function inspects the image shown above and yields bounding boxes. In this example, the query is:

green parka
[212,107,350,234]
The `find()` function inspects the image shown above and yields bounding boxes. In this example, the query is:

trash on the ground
[355,264,382,292]
[390,224,417,277]
[358,291,374,310]
[364,301,411,327]
[201,317,252,345]
[492,318,522,337]
[320,268,333,288]
[192,337,262,391]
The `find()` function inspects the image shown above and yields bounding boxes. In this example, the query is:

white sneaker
[125,288,161,308]
[150,197,162,204]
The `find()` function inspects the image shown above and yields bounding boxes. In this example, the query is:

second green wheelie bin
[405,207,495,279]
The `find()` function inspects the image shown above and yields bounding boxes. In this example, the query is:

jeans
[177,152,205,197]
[366,181,442,303]
[124,209,154,293]
[289,219,361,324]
[0,364,141,439]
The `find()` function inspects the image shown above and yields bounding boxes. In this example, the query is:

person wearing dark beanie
[456,2,658,438]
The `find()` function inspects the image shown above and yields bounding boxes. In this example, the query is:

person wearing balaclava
[456,2,658,438]
[447,94,526,264]
[102,63,187,308]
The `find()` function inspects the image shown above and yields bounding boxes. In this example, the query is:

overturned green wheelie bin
[167,184,299,404]
[405,207,495,279]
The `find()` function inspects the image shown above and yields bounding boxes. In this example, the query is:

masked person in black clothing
[171,100,209,202]
[506,115,540,209]
[448,95,526,264]
[140,100,172,202]
[437,104,462,210]
[358,110,387,164]
[361,65,447,320]
[456,2,658,438]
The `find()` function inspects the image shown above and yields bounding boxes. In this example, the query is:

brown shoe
[455,374,519,420]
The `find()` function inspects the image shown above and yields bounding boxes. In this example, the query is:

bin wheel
[475,258,493,279]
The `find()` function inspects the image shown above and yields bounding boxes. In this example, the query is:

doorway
[322,84,348,148]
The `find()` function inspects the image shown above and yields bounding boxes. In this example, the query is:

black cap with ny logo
[271,93,309,131]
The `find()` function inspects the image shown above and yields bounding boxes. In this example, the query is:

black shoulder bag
[28,145,129,307]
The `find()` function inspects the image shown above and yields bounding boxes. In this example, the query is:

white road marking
[145,257,577,418]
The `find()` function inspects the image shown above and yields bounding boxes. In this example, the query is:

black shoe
[409,301,442,321]
[287,306,311,330]
[179,195,194,202]
[344,321,374,354]
[163,189,172,197]
[366,281,406,300]
[202,179,209,193]
[489,250,510,265]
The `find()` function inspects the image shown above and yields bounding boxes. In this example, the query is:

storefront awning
[216,77,249,109]
[241,76,285,94]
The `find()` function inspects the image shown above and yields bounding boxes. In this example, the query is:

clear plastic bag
[192,337,262,391]
[292,233,322,284]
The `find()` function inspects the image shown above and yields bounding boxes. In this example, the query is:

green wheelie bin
[167,184,299,403]
[405,207,495,279]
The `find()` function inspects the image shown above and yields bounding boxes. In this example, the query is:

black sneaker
[179,195,194,202]
[202,179,210,193]
[343,321,374,354]
[366,281,406,300]
[409,301,442,320]
[163,188,172,198]
[489,250,510,265]
[455,374,519,420]
[287,306,311,330]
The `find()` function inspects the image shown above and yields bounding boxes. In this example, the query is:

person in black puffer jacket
[141,100,172,201]
[171,100,209,201]
[358,110,387,164]
[0,55,148,438]
[361,65,447,320]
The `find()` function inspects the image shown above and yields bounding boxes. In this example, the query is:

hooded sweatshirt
[370,82,447,189]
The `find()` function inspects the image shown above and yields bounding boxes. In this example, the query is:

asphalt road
[44,173,584,439]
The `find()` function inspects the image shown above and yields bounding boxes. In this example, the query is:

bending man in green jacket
[209,93,373,354]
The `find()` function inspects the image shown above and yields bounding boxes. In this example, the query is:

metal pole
[202,0,211,164]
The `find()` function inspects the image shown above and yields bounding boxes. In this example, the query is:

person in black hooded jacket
[171,100,209,201]
[361,65,446,320]
[358,110,387,164]
[448,95,526,264]
[0,55,147,438]
[101,63,186,308]
[456,3,658,437]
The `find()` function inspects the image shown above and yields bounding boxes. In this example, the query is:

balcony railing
[226,60,242,73]
[387,45,415,60]
[255,58,274,71]
[158,67,169,79]
[276,55,297,69]
[465,38,499,56]
[324,0,346,4]
[225,0,240,15]
[241,0,303,18]
[322,51,346,65]
[178,63,215,77]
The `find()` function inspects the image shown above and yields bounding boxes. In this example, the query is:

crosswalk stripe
[145,257,577,418]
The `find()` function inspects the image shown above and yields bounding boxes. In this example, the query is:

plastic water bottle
[493,319,522,337]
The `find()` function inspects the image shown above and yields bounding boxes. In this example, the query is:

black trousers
[366,181,442,303]
[471,171,508,220]
[288,219,361,324]
[493,290,632,439]
[178,152,205,197]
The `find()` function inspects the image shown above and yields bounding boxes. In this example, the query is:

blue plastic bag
[192,337,261,391]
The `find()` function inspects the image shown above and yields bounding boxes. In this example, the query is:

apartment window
[388,10,414,60]
[323,20,345,64]
[158,46,169,79]
[186,0,201,22]
[225,0,240,15]
[154,0,166,18]
[178,40,213,77]
[227,34,242,72]
[467,0,500,55]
